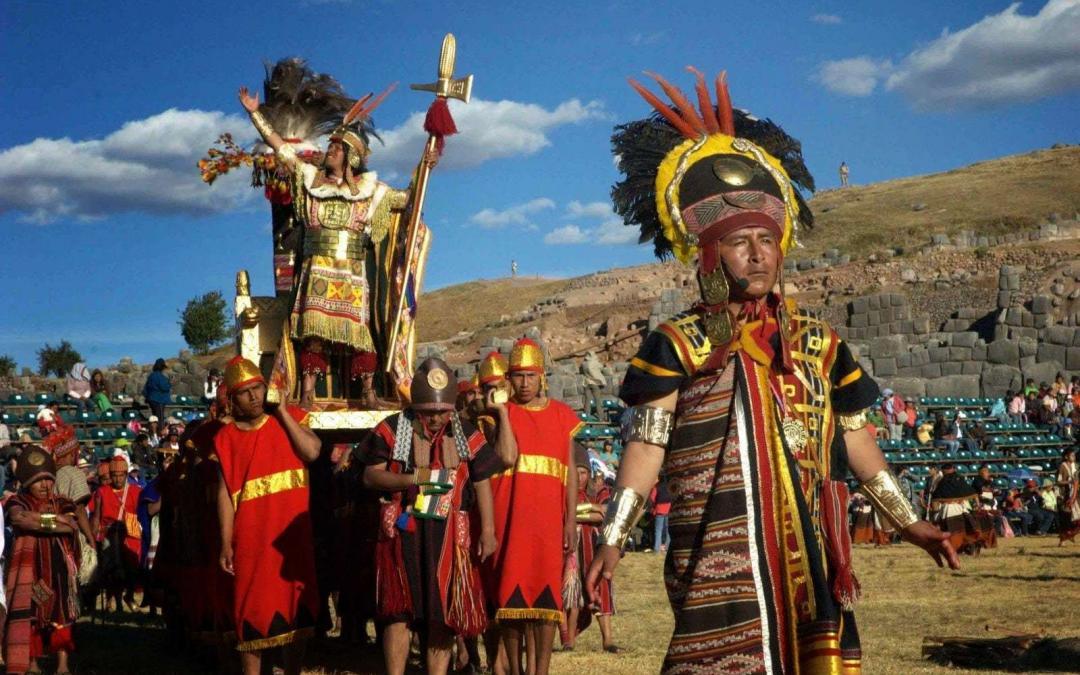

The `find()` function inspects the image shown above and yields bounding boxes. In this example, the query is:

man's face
[714,225,780,300]
[979,468,990,479]
[462,390,477,407]
[109,468,127,489]
[509,371,539,404]
[29,478,53,500]
[231,382,267,420]
[324,141,345,173]
[416,409,452,436]
[576,466,589,485]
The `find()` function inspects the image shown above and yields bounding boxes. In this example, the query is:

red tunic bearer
[215,357,319,652]
[493,340,583,623]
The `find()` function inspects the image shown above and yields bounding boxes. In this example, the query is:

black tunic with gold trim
[621,301,878,675]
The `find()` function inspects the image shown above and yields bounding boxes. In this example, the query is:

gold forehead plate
[713,157,753,186]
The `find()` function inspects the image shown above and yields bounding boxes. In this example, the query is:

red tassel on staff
[424,98,458,155]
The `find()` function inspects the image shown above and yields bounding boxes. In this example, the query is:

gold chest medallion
[317,200,354,229]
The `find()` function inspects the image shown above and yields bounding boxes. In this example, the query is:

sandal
[603,644,623,654]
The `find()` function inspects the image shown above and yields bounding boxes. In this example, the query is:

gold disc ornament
[427,368,449,390]
[782,417,808,452]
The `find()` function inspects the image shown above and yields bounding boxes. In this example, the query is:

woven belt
[303,229,369,260]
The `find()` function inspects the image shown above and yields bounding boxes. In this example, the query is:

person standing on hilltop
[839,160,850,187]
[587,68,958,673]
[581,351,608,423]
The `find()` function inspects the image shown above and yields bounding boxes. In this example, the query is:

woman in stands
[1056,448,1080,544]
[90,369,111,413]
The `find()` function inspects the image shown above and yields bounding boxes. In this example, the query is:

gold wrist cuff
[40,513,57,531]
[859,469,919,531]
[625,405,675,448]
[837,409,869,432]
[599,487,646,549]
[250,109,276,140]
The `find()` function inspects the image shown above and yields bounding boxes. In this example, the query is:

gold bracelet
[39,513,57,531]
[249,109,276,140]
[859,469,919,531]
[599,487,647,549]
[625,405,675,448]
[837,409,869,431]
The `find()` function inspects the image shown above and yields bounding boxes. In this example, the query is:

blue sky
[1,0,1078,369]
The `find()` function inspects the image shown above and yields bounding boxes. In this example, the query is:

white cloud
[544,225,590,245]
[370,97,608,175]
[815,57,894,96]
[885,0,1080,110]
[543,200,637,246]
[811,13,843,25]
[469,197,555,229]
[566,200,614,219]
[0,109,256,224]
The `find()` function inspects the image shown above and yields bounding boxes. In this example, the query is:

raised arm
[238,87,287,155]
[275,406,322,464]
[487,393,518,468]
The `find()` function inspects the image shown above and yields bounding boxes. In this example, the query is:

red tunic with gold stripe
[492,399,583,623]
[214,406,319,651]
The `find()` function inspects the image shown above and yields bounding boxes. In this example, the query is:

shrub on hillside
[0,354,16,378]
[179,291,230,354]
[37,341,82,377]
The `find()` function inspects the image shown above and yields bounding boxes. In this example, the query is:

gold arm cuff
[250,109,276,140]
[40,513,57,531]
[859,469,920,531]
[625,405,675,448]
[599,487,647,549]
[837,409,869,432]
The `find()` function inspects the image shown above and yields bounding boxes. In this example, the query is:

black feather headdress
[611,69,815,262]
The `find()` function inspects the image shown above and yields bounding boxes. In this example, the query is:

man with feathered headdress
[237,61,436,409]
[585,68,959,674]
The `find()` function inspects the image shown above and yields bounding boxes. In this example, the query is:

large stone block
[1032,295,1052,314]
[868,310,881,326]
[987,339,1019,365]
[1024,361,1063,388]
[952,332,978,348]
[888,377,926,399]
[941,362,962,376]
[961,361,984,375]
[925,374,981,399]
[1045,325,1075,345]
[911,349,930,366]
[874,357,897,376]
[897,353,912,368]
[850,313,868,328]
[949,346,972,361]
[929,347,950,363]
[850,297,869,314]
[1034,314,1050,329]
[1038,342,1067,365]
[972,344,987,361]
[870,335,907,359]
[868,295,881,311]
[1067,347,1080,371]
[1018,338,1039,358]
[981,364,1022,397]
[913,317,931,334]
[922,363,942,378]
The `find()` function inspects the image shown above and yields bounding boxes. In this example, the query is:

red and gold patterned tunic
[214,406,319,651]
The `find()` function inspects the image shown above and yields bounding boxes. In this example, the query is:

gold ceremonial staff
[384,34,473,374]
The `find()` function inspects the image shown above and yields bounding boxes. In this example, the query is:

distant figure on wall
[839,161,850,187]
[511,260,518,278]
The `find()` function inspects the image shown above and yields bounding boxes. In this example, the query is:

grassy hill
[798,145,1080,258]
[415,276,569,344]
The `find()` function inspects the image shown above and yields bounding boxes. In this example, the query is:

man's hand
[478,529,498,562]
[902,520,961,570]
[238,87,259,113]
[423,148,440,169]
[56,514,79,532]
[585,544,621,608]
[563,519,576,552]
[414,466,432,485]
[220,544,235,575]
[485,388,506,413]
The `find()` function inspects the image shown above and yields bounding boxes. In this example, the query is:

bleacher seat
[123,409,142,421]
[34,393,52,404]
[8,393,29,405]
[114,428,134,440]
[98,410,119,422]
[72,410,93,424]
[23,412,37,424]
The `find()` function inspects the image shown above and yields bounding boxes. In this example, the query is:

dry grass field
[67,536,1079,674]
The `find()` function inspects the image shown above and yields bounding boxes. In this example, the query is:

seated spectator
[1008,390,1026,425]
[867,409,885,440]
[954,412,979,452]
[933,413,960,453]
[1022,378,1037,397]
[1002,488,1034,536]
[36,402,61,435]
[202,369,222,406]
[66,362,92,414]
[1021,479,1054,535]
[1053,372,1068,397]
[971,465,993,494]
[916,419,934,446]
[1024,392,1038,423]
[989,396,1007,424]
[90,369,112,413]
[1040,478,1058,513]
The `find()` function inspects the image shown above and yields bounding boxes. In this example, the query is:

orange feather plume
[715,71,735,136]
[687,66,720,134]
[341,82,398,126]
[627,78,699,139]
[644,71,706,136]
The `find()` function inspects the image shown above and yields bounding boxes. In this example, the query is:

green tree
[37,341,83,377]
[179,291,230,354]
[0,354,16,377]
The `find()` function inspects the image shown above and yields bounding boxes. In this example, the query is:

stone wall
[837,265,1080,399]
